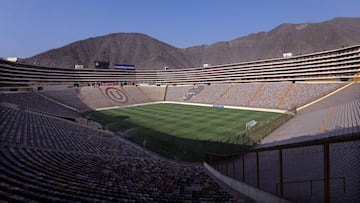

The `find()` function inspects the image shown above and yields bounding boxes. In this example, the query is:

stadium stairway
[246,83,265,106]
[213,84,234,104]
[276,83,294,109]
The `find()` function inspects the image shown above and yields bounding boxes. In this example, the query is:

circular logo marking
[105,87,128,103]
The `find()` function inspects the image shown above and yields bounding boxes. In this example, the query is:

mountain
[25,33,194,70]
[25,17,360,70]
[183,17,360,66]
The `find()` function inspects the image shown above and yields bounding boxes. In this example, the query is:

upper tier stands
[0,105,239,202]
[0,45,359,88]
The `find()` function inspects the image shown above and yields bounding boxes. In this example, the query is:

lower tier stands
[40,89,90,112]
[262,82,360,144]
[0,105,238,202]
[190,84,229,104]
[165,85,194,102]
[138,86,166,101]
[280,82,345,110]
[121,86,153,104]
[77,87,112,109]
[214,83,261,107]
[78,86,163,109]
[9,82,344,112]
[165,82,345,110]
[250,82,290,109]
[0,106,144,156]
[0,93,79,118]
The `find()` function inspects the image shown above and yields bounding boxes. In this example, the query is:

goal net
[246,120,257,130]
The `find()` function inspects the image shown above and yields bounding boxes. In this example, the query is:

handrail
[206,133,360,159]
[205,134,359,203]
[275,177,346,196]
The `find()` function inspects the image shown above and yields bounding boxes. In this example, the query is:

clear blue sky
[1,0,359,58]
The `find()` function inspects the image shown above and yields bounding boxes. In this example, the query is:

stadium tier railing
[205,133,360,203]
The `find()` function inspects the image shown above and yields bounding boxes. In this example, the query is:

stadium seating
[77,86,112,109]
[14,82,344,112]
[183,85,205,101]
[0,105,237,202]
[76,86,165,109]
[137,86,166,101]
[215,83,260,107]
[165,85,194,101]
[189,84,229,104]
[323,100,360,136]
[40,89,90,112]
[120,86,154,104]
[279,82,344,110]
[250,82,290,109]
[262,82,360,143]
[165,82,346,110]
[0,45,359,202]
[0,93,79,118]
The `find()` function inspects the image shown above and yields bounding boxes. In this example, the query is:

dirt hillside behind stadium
[24,17,360,70]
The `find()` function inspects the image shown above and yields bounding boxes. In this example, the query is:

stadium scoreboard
[114,64,135,70]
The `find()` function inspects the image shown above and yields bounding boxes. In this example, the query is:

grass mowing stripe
[101,104,271,141]
[87,103,281,161]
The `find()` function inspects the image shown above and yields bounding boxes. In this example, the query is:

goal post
[246,120,257,130]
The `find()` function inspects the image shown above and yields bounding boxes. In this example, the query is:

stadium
[0,44,359,202]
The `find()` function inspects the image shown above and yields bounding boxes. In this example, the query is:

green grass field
[87,103,280,161]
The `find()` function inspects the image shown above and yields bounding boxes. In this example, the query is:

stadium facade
[1,45,359,91]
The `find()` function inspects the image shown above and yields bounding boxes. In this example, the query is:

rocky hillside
[24,17,360,70]
[24,33,194,70]
[184,17,360,66]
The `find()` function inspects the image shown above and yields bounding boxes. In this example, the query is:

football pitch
[87,103,280,161]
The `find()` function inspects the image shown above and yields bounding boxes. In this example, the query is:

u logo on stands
[105,87,128,103]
